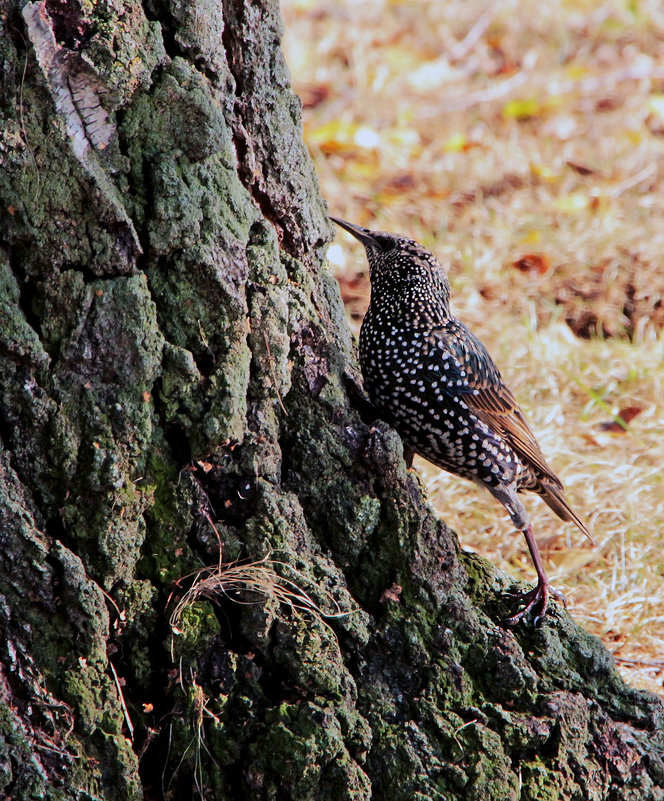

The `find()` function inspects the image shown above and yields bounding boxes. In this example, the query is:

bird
[330,216,591,625]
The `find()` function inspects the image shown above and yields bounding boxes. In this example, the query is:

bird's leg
[504,524,567,627]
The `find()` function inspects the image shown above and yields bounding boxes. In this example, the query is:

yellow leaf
[520,230,541,245]
[553,192,589,213]
[384,46,419,73]
[351,162,381,179]
[387,128,421,149]
[530,162,558,181]
[502,97,540,120]
[307,120,384,153]
[396,109,415,126]
[443,133,468,153]
[306,120,353,148]
[566,64,588,80]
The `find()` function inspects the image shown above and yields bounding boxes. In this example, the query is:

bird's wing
[426,321,563,488]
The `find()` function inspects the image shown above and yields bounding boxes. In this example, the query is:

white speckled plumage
[331,217,590,625]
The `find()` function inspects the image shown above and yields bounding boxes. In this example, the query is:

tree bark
[1,1,663,799]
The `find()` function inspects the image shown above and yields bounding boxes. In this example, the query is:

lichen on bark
[1,1,663,800]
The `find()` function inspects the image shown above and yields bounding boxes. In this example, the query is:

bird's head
[330,217,451,313]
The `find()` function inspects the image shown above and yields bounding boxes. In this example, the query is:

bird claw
[503,580,567,627]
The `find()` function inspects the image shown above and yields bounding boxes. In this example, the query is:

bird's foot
[503,580,567,627]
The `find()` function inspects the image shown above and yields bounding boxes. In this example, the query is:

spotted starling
[331,217,590,625]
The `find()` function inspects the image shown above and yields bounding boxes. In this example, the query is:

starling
[331,217,590,625]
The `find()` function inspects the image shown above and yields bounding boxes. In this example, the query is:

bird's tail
[539,481,593,544]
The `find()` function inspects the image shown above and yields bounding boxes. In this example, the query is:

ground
[280,0,664,693]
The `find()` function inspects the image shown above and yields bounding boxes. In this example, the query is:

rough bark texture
[1,1,663,799]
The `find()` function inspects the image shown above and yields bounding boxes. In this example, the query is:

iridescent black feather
[332,217,590,624]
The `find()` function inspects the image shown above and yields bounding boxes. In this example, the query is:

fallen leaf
[443,133,469,153]
[519,230,541,245]
[387,128,421,149]
[566,160,597,176]
[595,96,620,112]
[502,97,540,120]
[299,85,330,108]
[380,583,402,603]
[337,272,369,305]
[530,162,558,181]
[597,406,643,432]
[566,64,588,79]
[512,253,550,275]
[553,191,590,213]
[380,173,417,194]
[306,120,375,153]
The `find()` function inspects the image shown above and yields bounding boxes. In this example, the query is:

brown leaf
[380,172,417,194]
[597,406,643,432]
[616,406,644,424]
[512,253,550,275]
[566,160,598,176]
[337,272,369,305]
[300,85,330,109]
[380,583,402,603]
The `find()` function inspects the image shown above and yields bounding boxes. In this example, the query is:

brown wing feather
[469,381,593,541]
[428,322,563,488]
[424,323,592,539]
[467,387,563,490]
[538,480,592,540]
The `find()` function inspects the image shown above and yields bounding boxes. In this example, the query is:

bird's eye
[376,236,397,253]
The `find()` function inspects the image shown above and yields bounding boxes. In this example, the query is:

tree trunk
[1,1,663,799]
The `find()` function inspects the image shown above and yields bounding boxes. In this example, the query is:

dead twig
[109,660,134,740]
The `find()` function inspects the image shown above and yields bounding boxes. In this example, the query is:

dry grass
[281,0,664,693]
[169,555,348,644]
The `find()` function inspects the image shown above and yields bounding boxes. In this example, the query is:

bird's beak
[330,217,377,248]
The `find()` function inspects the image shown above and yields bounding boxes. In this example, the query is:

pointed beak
[330,217,377,248]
